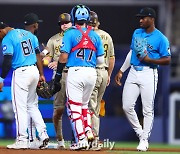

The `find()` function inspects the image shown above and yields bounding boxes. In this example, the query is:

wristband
[42,49,49,55]
[0,77,4,83]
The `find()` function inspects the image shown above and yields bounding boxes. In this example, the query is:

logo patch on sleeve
[60,42,64,48]
[2,45,7,52]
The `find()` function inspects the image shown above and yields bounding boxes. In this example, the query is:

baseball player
[42,13,72,149]
[88,11,115,149]
[53,4,104,150]
[115,7,171,151]
[23,12,44,148]
[0,22,49,149]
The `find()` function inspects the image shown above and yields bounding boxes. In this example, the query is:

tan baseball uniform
[89,29,115,139]
[46,32,68,142]
[46,32,68,108]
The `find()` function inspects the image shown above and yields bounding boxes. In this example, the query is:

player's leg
[82,68,97,141]
[122,69,143,137]
[52,72,67,149]
[28,117,37,142]
[27,66,49,149]
[89,69,108,141]
[66,67,89,150]
[137,69,158,151]
[7,68,29,149]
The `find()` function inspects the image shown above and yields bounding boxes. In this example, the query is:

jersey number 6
[21,39,33,56]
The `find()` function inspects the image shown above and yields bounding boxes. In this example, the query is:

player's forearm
[36,53,44,76]
[143,56,171,65]
[108,57,115,77]
[120,50,131,72]
[0,55,12,80]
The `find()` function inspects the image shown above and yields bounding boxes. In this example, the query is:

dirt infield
[1,146,180,154]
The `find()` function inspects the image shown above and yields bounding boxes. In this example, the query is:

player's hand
[115,70,123,86]
[107,76,110,86]
[39,75,46,82]
[48,61,58,70]
[0,82,4,92]
[142,54,151,63]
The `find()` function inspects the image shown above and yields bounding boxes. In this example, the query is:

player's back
[2,29,38,70]
[61,27,104,68]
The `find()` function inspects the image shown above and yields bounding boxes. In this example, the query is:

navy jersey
[130,28,171,68]
[1,29,39,70]
[60,26,104,68]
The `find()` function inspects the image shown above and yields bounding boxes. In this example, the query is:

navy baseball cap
[0,22,8,29]
[136,7,156,18]
[24,13,43,25]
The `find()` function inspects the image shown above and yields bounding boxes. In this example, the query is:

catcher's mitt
[36,80,61,99]
[134,37,148,61]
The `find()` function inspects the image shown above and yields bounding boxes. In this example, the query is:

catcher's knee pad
[66,100,85,142]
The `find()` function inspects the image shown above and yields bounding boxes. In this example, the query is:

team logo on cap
[2,45,7,52]
[60,14,65,20]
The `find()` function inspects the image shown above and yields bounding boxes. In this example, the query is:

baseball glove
[134,37,148,61]
[36,80,61,99]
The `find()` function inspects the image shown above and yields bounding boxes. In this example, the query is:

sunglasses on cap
[60,21,71,25]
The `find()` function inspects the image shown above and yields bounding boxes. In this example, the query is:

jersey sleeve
[32,35,40,51]
[108,35,115,57]
[60,30,72,54]
[2,36,13,55]
[96,34,104,57]
[159,36,171,57]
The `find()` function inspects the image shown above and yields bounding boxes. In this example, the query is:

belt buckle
[133,66,143,71]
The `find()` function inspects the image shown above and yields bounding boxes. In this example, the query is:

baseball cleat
[69,137,89,150]
[85,130,94,141]
[137,139,149,151]
[7,140,28,149]
[57,139,65,149]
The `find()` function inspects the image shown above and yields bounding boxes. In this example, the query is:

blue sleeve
[96,34,104,57]
[60,30,72,54]
[2,36,13,55]
[159,36,171,57]
[130,31,136,50]
[33,35,40,51]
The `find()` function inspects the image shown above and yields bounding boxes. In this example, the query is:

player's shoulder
[49,33,61,40]
[134,28,144,34]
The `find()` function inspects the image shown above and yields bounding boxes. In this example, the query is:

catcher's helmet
[70,4,90,25]
[58,13,71,26]
[89,11,99,27]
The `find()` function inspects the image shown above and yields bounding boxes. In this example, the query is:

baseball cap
[0,22,8,29]
[24,13,43,25]
[136,7,156,18]
[58,13,71,25]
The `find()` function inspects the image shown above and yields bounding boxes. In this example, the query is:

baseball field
[0,140,180,154]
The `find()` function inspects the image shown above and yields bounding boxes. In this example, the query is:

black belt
[96,67,108,71]
[16,64,36,70]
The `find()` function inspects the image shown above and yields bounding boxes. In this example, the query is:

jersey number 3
[21,39,33,56]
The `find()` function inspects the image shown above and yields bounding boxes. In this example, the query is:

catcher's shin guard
[82,108,94,141]
[66,100,86,142]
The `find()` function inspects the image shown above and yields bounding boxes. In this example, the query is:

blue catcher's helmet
[70,4,90,25]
